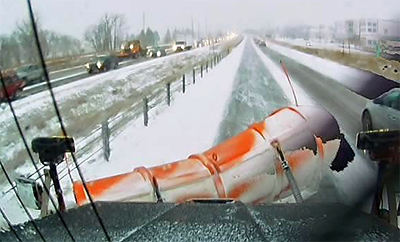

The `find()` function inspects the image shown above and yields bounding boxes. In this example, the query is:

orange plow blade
[74,106,354,206]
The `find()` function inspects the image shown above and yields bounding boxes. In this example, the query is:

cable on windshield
[26,0,112,241]
[0,157,45,242]
[0,69,76,241]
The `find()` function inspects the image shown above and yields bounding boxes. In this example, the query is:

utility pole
[191,17,195,40]
[197,22,201,39]
[205,17,208,38]
[143,12,146,31]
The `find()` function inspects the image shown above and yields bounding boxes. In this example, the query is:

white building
[335,19,400,47]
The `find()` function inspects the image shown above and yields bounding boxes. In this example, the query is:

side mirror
[15,177,43,210]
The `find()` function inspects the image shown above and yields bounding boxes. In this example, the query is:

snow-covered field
[276,38,374,55]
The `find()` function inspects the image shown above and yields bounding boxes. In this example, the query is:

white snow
[75,38,246,181]
[267,40,373,89]
[277,38,374,55]
[2,46,214,119]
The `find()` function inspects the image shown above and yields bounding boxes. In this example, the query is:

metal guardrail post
[201,65,203,78]
[102,119,111,161]
[40,168,51,218]
[143,97,149,126]
[182,74,186,93]
[193,69,196,84]
[166,83,171,106]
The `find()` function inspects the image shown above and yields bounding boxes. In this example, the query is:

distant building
[334,19,400,47]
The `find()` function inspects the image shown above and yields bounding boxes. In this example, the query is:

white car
[362,88,400,131]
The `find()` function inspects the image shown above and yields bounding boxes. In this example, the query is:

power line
[26,0,111,241]
[0,69,75,241]
[0,205,22,241]
[0,158,46,242]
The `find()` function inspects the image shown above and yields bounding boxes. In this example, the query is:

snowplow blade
[73,106,354,206]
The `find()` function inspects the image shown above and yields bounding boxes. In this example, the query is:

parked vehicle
[362,88,400,131]
[85,55,119,74]
[15,64,44,86]
[0,70,26,102]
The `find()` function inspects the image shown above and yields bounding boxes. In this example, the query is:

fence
[0,48,233,228]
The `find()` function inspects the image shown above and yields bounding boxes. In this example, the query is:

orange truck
[73,106,354,206]
[118,40,143,58]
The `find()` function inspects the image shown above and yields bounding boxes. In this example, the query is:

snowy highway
[1,35,399,231]
[22,57,167,98]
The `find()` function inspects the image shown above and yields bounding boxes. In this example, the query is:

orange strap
[189,153,226,198]
[134,166,162,201]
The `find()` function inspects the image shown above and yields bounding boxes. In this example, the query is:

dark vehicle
[146,45,167,58]
[84,55,119,74]
[15,64,44,86]
[119,40,143,58]
[0,70,26,102]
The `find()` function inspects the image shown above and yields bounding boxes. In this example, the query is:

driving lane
[21,57,146,98]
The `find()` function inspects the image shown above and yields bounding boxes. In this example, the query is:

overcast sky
[1,0,399,39]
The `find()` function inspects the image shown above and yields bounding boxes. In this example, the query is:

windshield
[0,0,399,240]
[96,56,108,62]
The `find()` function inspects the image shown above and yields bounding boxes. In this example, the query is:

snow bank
[277,38,373,55]
[267,41,373,89]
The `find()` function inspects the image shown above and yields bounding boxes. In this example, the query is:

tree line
[0,17,82,69]
[0,12,199,69]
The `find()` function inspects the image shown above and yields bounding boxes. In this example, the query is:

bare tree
[0,35,21,68]
[84,13,126,52]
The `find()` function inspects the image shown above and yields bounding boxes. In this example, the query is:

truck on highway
[118,40,144,58]
[172,40,188,52]
[0,69,26,102]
